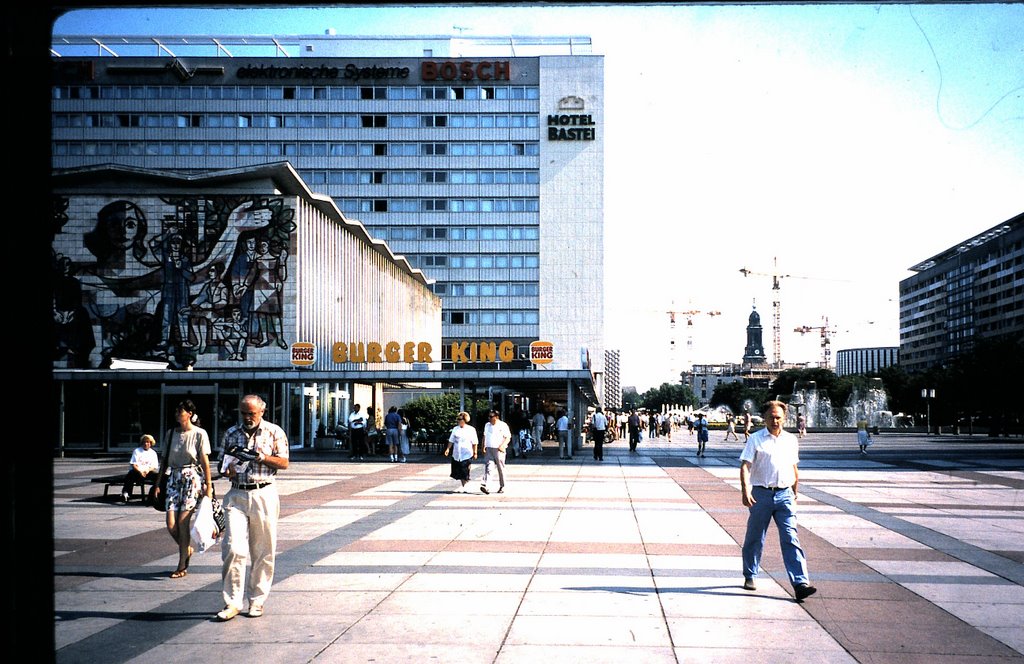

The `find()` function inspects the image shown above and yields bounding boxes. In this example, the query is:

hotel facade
[50,35,605,450]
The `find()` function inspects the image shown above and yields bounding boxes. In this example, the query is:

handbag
[149,473,168,512]
[150,430,172,511]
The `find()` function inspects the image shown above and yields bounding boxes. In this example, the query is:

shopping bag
[210,496,226,536]
[190,497,219,553]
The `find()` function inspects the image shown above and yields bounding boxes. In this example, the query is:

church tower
[743,305,767,365]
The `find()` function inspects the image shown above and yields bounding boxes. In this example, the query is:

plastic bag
[211,496,226,536]
[190,497,219,553]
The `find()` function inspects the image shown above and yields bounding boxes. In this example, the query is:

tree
[710,380,767,415]
[640,382,697,411]
[621,387,642,411]
[401,392,488,434]
[769,368,838,400]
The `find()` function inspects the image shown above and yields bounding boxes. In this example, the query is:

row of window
[317,169,539,186]
[410,254,540,269]
[53,84,540,101]
[54,141,541,159]
[445,310,540,325]
[432,282,539,297]
[337,198,540,214]
[383,225,539,242]
[55,112,541,129]
[304,169,540,187]
[976,255,1023,278]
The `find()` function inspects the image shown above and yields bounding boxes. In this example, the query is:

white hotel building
[50,34,606,449]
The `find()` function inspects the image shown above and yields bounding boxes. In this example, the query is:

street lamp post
[921,388,936,435]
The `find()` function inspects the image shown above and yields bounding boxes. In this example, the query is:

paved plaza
[53,431,1023,663]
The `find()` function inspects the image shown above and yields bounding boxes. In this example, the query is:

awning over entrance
[53,368,599,404]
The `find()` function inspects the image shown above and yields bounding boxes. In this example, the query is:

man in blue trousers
[739,400,817,601]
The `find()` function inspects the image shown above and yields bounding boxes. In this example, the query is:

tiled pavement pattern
[53,433,1023,663]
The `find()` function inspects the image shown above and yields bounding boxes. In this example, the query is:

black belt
[758,485,789,491]
[232,481,272,491]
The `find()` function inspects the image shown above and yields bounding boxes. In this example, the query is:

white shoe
[248,603,264,618]
[216,606,240,621]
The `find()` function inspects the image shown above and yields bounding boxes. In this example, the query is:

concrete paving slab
[49,433,1024,663]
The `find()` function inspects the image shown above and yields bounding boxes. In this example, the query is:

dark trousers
[593,429,605,460]
[121,468,153,497]
[628,428,640,451]
[350,428,368,457]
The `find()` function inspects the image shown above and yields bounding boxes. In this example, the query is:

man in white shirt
[531,411,546,448]
[120,434,160,503]
[556,410,571,459]
[481,410,511,494]
[590,406,608,462]
[348,404,368,460]
[739,400,817,601]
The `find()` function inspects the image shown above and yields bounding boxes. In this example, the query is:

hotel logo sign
[547,96,596,141]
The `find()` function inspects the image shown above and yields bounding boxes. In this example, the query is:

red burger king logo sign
[529,341,554,365]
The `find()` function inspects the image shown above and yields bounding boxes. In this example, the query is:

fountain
[787,378,892,428]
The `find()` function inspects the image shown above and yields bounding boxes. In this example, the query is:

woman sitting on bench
[120,434,159,503]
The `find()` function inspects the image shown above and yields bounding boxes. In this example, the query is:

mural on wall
[52,195,295,369]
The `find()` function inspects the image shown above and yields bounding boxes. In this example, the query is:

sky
[51,3,1024,392]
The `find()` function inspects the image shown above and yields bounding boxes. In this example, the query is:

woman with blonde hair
[153,399,213,578]
[444,411,478,493]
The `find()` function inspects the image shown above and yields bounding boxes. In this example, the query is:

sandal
[170,569,188,579]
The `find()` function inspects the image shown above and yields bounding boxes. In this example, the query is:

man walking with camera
[216,394,289,621]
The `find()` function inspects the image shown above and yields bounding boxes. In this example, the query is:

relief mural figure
[53,254,96,368]
[51,195,296,369]
[188,263,228,354]
[248,238,289,349]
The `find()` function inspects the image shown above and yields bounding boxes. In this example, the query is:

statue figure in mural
[77,201,161,364]
[84,200,154,272]
[150,228,195,353]
[228,235,259,340]
[53,253,96,368]
[189,263,228,353]
[247,239,289,349]
[214,306,249,361]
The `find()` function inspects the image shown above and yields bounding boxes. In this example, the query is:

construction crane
[739,257,847,367]
[794,317,833,368]
[667,307,721,379]
[738,257,788,366]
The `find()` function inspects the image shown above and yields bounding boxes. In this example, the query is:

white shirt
[348,410,367,429]
[556,415,569,431]
[484,419,512,449]
[591,412,608,431]
[129,446,159,473]
[739,427,800,489]
[448,424,478,461]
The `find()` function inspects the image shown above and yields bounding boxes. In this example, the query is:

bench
[92,473,155,501]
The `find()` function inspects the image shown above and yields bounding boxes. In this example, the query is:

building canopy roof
[52,161,434,288]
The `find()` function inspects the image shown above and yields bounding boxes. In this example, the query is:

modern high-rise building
[899,213,1023,372]
[50,33,605,383]
[834,347,899,377]
[603,349,621,411]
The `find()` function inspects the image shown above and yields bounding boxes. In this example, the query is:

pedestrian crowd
[117,396,820,623]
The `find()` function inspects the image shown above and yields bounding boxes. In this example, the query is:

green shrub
[401,392,489,435]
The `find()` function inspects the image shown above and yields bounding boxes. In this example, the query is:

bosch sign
[421,61,510,82]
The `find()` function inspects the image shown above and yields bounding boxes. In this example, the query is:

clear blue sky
[52,3,1024,391]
